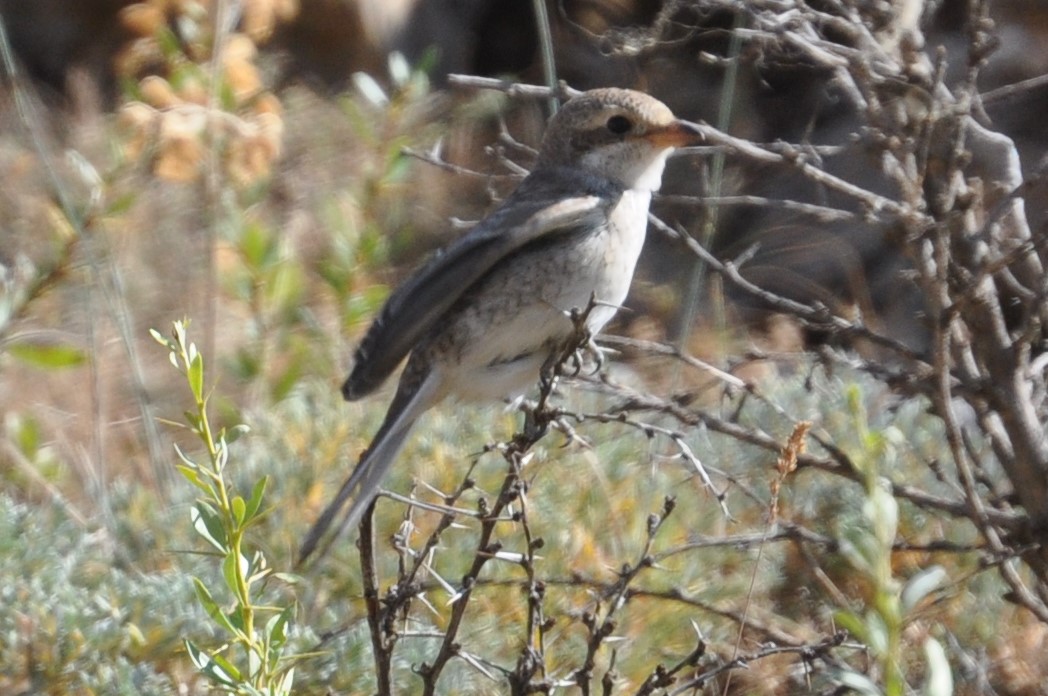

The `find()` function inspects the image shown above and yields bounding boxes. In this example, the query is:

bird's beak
[646,119,703,149]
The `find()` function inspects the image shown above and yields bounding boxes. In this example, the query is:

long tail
[298,371,439,565]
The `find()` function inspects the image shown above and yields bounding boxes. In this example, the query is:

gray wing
[343,179,616,400]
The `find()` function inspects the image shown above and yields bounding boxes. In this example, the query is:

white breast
[585,187,651,333]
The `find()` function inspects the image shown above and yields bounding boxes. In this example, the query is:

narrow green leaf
[244,476,267,521]
[271,359,304,402]
[247,643,262,680]
[352,71,388,106]
[863,609,890,655]
[191,503,228,553]
[149,328,175,351]
[188,352,205,401]
[867,483,899,547]
[223,550,247,597]
[232,495,246,526]
[829,668,883,696]
[239,221,276,269]
[186,641,239,683]
[183,410,202,432]
[382,151,411,184]
[173,320,188,351]
[276,667,296,696]
[176,464,214,497]
[8,341,86,369]
[902,566,947,613]
[191,578,236,634]
[266,605,293,657]
[173,442,199,468]
[155,27,182,59]
[105,191,137,216]
[246,550,272,585]
[226,423,251,444]
[922,637,953,696]
[226,596,247,634]
[832,609,868,645]
[7,414,41,459]
[215,438,229,472]
[208,651,246,686]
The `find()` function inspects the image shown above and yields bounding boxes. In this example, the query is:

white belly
[434,188,652,402]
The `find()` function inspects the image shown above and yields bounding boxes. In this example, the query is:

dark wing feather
[343,167,622,400]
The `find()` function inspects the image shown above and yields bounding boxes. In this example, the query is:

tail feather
[298,371,439,565]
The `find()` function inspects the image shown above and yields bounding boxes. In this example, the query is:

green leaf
[215,438,229,472]
[244,477,268,521]
[105,191,137,216]
[902,566,947,613]
[382,150,411,185]
[191,579,236,635]
[7,341,86,369]
[191,503,228,553]
[271,358,304,402]
[6,414,41,459]
[246,550,271,585]
[388,51,410,87]
[837,535,875,578]
[173,320,188,351]
[922,637,953,696]
[183,409,202,432]
[829,668,883,696]
[219,80,238,112]
[223,550,248,597]
[227,598,247,634]
[188,351,205,402]
[173,442,199,468]
[352,71,388,106]
[176,464,215,497]
[275,667,296,696]
[209,651,246,686]
[832,609,868,645]
[266,261,305,314]
[149,327,176,351]
[232,495,246,526]
[226,423,251,444]
[266,604,293,653]
[239,221,276,269]
[155,27,182,60]
[265,605,294,671]
[247,645,262,682]
[863,609,890,655]
[232,346,262,381]
[866,482,898,547]
[184,638,241,686]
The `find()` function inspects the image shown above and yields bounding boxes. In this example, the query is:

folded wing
[343,169,620,400]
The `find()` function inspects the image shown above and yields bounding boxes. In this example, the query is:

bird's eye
[606,115,632,134]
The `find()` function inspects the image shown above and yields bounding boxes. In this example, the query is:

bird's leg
[517,335,572,447]
[538,347,560,397]
[566,294,608,376]
[523,349,560,443]
[520,405,550,444]
[519,295,605,447]
[582,331,605,375]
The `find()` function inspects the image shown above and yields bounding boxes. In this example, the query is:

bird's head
[536,88,701,192]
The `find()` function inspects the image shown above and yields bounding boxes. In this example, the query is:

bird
[299,87,700,563]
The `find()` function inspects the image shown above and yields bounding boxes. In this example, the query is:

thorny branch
[348,0,1048,691]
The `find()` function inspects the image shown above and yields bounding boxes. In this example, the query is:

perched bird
[300,88,700,563]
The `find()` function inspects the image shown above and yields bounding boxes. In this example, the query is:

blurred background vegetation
[1,0,1047,694]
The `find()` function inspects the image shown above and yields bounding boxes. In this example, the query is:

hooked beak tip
[647,119,703,149]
